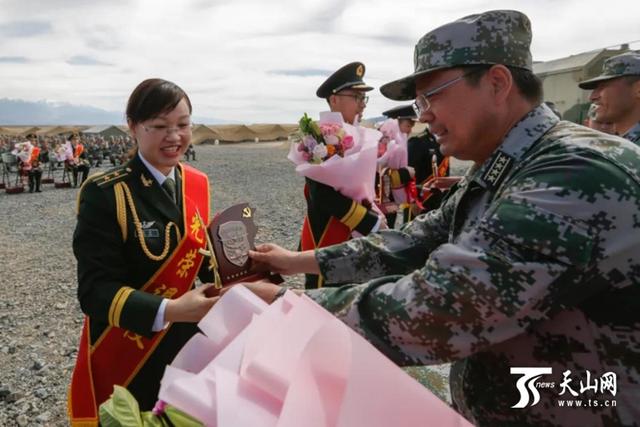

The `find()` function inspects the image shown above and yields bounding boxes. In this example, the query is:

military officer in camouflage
[579,51,640,145]
[244,10,640,426]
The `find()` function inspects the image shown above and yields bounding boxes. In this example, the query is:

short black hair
[461,64,543,104]
[624,75,640,85]
[126,78,192,125]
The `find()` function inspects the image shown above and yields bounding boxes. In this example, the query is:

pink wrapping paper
[159,287,474,427]
[288,112,381,203]
[377,118,408,170]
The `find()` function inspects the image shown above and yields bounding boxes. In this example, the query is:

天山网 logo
[510,367,553,408]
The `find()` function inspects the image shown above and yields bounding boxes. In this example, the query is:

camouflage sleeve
[315,189,455,284]
[308,151,625,366]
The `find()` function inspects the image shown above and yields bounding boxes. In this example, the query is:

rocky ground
[0,142,466,426]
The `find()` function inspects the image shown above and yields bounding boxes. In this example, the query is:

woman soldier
[68,79,218,424]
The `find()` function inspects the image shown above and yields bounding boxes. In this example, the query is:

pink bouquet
[288,112,381,203]
[376,118,408,170]
[157,286,473,427]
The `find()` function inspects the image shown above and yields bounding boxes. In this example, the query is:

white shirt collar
[137,151,175,185]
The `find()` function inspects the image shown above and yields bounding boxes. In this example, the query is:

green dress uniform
[301,178,379,288]
[307,105,640,426]
[73,154,213,410]
[407,130,450,213]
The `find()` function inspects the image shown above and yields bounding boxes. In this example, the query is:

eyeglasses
[412,69,481,116]
[143,123,193,136]
[335,93,369,105]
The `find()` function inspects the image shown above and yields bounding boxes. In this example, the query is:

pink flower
[342,135,354,150]
[301,151,311,161]
[152,400,167,416]
[320,123,341,137]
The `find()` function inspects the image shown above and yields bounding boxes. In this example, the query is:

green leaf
[141,411,165,427]
[99,385,143,427]
[164,405,204,427]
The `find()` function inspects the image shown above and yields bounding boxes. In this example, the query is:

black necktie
[162,177,177,204]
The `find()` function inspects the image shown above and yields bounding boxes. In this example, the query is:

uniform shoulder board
[95,166,132,189]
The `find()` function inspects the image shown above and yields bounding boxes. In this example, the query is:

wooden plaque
[205,203,282,295]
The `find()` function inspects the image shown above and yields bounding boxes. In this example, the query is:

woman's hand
[164,284,219,323]
[249,243,320,275]
[220,281,304,304]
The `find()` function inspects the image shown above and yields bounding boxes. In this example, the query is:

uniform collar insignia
[141,174,153,187]
[481,151,514,189]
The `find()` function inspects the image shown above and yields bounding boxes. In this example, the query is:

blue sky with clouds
[0,0,639,124]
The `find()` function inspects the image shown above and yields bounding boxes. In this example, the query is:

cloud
[0,56,29,63]
[269,69,333,77]
[66,55,113,66]
[0,0,639,124]
[0,21,53,37]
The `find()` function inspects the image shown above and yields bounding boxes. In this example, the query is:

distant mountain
[0,98,230,125]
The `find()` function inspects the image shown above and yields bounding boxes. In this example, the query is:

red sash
[300,215,351,251]
[68,164,210,426]
[300,182,351,252]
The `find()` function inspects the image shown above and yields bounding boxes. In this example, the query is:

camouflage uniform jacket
[307,105,640,426]
[622,121,640,145]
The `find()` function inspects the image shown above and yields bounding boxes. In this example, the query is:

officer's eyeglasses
[143,123,193,136]
[335,93,369,105]
[412,69,482,116]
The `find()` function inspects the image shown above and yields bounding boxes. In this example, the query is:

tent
[17,126,41,136]
[247,124,291,141]
[191,125,222,145]
[82,125,128,139]
[209,124,259,142]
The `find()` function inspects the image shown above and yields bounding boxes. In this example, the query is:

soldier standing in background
[579,51,640,144]
[26,133,43,193]
[243,10,640,426]
[299,62,386,289]
[376,105,416,227]
[405,112,450,214]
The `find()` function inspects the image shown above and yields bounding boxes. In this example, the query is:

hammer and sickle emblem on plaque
[242,207,252,218]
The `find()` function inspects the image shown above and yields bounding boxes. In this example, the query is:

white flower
[324,134,339,145]
[312,144,328,160]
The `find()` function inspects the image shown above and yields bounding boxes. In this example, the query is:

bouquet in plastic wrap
[143,285,474,427]
[376,118,411,205]
[288,112,381,204]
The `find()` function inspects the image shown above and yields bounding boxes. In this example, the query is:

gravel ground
[0,142,466,426]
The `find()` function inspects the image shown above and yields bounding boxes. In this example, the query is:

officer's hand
[249,244,320,275]
[164,284,219,323]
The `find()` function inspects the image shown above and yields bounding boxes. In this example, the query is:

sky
[0,0,639,124]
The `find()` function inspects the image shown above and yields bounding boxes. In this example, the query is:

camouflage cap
[578,51,640,90]
[380,10,533,101]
